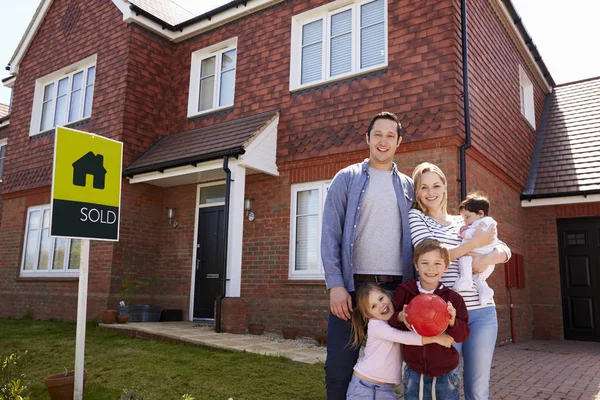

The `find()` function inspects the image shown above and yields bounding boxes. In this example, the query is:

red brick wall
[466,0,548,188]
[525,202,600,340]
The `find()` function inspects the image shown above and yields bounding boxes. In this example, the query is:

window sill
[520,115,536,132]
[285,279,326,286]
[290,65,387,94]
[188,105,234,121]
[29,118,91,138]
[18,275,79,282]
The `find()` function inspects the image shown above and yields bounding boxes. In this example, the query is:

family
[321,112,511,400]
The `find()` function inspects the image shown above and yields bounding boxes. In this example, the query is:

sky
[0,0,599,106]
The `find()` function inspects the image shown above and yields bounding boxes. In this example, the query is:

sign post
[50,127,123,400]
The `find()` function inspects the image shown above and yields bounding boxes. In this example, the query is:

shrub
[0,351,30,400]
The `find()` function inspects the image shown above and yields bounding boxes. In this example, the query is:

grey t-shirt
[352,167,403,276]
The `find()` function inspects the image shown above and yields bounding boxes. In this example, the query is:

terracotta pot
[116,315,129,324]
[314,333,327,346]
[282,327,298,340]
[44,370,87,400]
[247,323,265,335]
[100,309,117,324]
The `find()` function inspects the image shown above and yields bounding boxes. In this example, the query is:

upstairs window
[0,138,6,182]
[289,181,330,280]
[21,205,81,277]
[188,38,237,117]
[30,55,96,135]
[520,66,535,128]
[290,0,387,90]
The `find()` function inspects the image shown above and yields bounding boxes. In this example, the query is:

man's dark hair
[458,192,490,216]
[367,111,403,138]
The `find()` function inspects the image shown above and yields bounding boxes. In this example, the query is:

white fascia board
[495,0,552,93]
[113,0,283,43]
[127,158,224,184]
[239,113,279,176]
[521,194,600,207]
[0,119,9,129]
[2,76,16,89]
[8,0,53,74]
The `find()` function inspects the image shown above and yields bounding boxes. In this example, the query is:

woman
[409,162,510,400]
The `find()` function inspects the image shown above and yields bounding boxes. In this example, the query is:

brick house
[0,0,597,343]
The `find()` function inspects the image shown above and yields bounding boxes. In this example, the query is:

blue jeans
[346,375,397,400]
[325,278,401,400]
[403,365,460,400]
[453,306,498,400]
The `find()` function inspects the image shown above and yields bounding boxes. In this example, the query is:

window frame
[0,138,6,183]
[29,55,97,136]
[289,180,331,280]
[519,65,535,128]
[20,204,81,278]
[289,0,388,91]
[188,37,238,118]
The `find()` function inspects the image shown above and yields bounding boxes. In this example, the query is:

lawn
[0,319,326,400]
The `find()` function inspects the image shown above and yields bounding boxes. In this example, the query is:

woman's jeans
[403,365,460,400]
[453,306,498,400]
[346,375,397,400]
[325,279,401,400]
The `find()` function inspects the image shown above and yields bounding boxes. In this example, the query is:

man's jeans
[325,278,402,400]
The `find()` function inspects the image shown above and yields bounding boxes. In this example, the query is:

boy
[389,239,469,400]
[454,193,499,305]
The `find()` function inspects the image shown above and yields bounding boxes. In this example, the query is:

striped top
[409,209,508,310]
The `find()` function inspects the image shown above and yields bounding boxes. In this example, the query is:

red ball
[406,293,450,337]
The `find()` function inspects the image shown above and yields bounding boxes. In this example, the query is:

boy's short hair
[458,192,490,216]
[413,238,450,267]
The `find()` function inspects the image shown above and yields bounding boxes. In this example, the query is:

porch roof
[124,110,279,178]
[522,76,600,200]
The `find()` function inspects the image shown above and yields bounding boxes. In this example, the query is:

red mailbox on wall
[505,253,525,289]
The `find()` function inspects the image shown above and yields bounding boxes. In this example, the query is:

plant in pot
[44,368,87,400]
[282,324,298,340]
[118,275,150,323]
[247,317,265,335]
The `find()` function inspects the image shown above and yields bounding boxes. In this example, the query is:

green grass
[0,319,326,400]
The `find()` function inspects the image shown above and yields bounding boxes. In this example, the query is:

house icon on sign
[72,151,107,189]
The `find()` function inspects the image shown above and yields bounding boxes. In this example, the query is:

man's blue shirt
[321,159,415,292]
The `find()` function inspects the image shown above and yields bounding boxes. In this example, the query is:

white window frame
[289,180,331,280]
[519,65,535,128]
[29,54,97,136]
[289,0,388,91]
[20,204,82,277]
[188,37,238,118]
[0,138,6,183]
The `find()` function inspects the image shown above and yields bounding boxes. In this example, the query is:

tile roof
[125,110,279,176]
[0,103,9,118]
[523,76,600,198]
[128,0,195,26]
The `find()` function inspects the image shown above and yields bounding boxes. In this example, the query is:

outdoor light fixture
[166,207,179,228]
[244,198,255,221]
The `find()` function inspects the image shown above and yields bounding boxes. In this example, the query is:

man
[321,112,415,399]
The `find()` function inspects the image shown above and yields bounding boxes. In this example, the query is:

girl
[347,283,454,400]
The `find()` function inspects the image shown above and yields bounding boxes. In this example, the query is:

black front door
[557,218,600,341]
[194,206,225,319]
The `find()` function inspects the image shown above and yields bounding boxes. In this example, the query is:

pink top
[353,319,422,384]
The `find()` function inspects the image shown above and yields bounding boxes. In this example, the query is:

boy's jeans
[403,365,460,400]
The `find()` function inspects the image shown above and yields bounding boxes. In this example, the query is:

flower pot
[100,309,117,324]
[44,370,87,400]
[282,327,298,340]
[248,323,265,335]
[116,315,129,323]
[314,333,327,346]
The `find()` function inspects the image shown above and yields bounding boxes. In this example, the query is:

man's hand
[330,286,352,320]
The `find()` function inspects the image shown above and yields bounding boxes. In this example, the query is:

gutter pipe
[215,156,232,333]
[459,0,471,201]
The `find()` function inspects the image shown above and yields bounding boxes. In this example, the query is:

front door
[557,218,600,341]
[194,206,225,319]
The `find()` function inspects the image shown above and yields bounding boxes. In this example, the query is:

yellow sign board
[50,127,123,241]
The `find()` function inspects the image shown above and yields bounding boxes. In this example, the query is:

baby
[454,193,499,305]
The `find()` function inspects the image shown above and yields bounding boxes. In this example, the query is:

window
[0,138,6,182]
[289,181,330,279]
[21,205,81,277]
[30,55,96,136]
[519,66,535,128]
[290,0,387,90]
[188,38,237,117]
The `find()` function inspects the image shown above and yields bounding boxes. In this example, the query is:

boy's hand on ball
[447,302,456,328]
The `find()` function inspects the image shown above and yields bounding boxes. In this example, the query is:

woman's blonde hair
[412,162,448,215]
[349,283,393,348]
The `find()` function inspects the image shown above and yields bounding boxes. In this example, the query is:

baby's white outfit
[454,216,498,305]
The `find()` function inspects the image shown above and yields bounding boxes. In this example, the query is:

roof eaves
[173,0,249,30]
[522,91,554,196]
[128,3,177,31]
[521,188,600,201]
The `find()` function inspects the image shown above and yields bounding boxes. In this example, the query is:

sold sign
[50,127,123,241]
